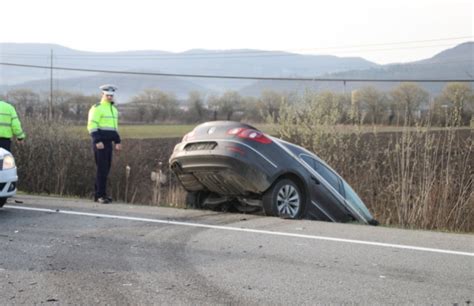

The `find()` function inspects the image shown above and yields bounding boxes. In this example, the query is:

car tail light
[227,128,272,144]
[227,127,244,135]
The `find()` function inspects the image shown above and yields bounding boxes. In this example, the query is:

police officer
[0,99,25,152]
[87,85,122,204]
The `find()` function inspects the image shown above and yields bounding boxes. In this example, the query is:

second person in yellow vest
[87,84,122,204]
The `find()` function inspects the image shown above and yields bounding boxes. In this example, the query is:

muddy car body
[169,121,377,225]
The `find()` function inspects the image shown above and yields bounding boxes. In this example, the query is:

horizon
[1,40,472,66]
[1,0,472,65]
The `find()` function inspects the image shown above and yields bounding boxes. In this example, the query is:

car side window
[313,160,342,194]
[300,154,342,193]
[300,155,316,169]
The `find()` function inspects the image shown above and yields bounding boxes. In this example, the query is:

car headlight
[2,155,16,170]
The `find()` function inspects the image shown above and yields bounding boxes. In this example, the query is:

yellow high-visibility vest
[0,100,25,140]
[87,99,120,143]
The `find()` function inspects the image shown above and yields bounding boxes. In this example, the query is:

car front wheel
[263,179,304,219]
[0,197,7,208]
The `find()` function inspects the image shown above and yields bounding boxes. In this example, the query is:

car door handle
[311,176,320,184]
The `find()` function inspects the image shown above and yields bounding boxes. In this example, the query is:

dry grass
[15,118,184,205]
[13,116,473,232]
[272,92,473,232]
[67,124,195,139]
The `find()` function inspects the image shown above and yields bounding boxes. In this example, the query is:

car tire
[263,179,305,219]
[368,219,379,226]
[185,191,207,209]
[0,197,7,208]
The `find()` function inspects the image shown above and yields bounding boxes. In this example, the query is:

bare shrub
[13,111,473,232]
[272,91,473,232]
[14,118,183,207]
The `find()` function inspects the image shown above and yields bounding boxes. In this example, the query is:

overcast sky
[1,0,472,64]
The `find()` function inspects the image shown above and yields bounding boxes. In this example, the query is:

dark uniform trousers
[93,140,113,199]
[0,138,12,152]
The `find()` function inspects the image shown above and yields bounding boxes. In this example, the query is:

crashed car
[169,121,378,225]
[0,148,18,207]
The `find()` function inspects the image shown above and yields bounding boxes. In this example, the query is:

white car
[0,148,18,207]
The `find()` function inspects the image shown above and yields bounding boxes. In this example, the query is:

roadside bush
[13,115,473,232]
[14,118,185,206]
[272,92,473,232]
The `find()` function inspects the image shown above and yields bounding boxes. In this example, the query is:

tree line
[1,82,472,126]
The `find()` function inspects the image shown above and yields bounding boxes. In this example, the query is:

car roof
[274,138,314,156]
[195,121,258,130]
[274,137,341,176]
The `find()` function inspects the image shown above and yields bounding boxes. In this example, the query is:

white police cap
[100,84,118,95]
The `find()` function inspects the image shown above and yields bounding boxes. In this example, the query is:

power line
[1,62,472,82]
[49,49,53,122]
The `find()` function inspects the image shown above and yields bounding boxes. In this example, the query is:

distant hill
[1,43,377,100]
[0,43,172,84]
[241,42,474,96]
[1,42,472,100]
[418,41,473,65]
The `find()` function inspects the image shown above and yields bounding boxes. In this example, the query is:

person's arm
[113,106,121,145]
[87,105,102,144]
[10,106,25,140]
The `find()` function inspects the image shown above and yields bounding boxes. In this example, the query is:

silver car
[170,121,378,225]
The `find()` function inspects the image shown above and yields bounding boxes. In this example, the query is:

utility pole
[49,49,53,122]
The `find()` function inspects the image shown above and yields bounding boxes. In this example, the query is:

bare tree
[130,89,178,123]
[258,90,283,122]
[355,86,387,124]
[390,83,429,126]
[187,91,207,123]
[6,89,42,117]
[438,83,474,126]
[208,91,243,121]
[241,96,262,122]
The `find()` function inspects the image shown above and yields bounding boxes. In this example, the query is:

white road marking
[5,205,474,257]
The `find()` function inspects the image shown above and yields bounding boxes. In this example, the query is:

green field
[111,124,196,138]
[70,124,471,139]
[71,124,195,139]
[70,124,276,139]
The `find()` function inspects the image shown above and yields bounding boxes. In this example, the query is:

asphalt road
[1,195,473,305]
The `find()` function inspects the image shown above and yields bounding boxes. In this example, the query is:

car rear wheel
[0,197,6,208]
[263,179,304,219]
[185,191,208,209]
